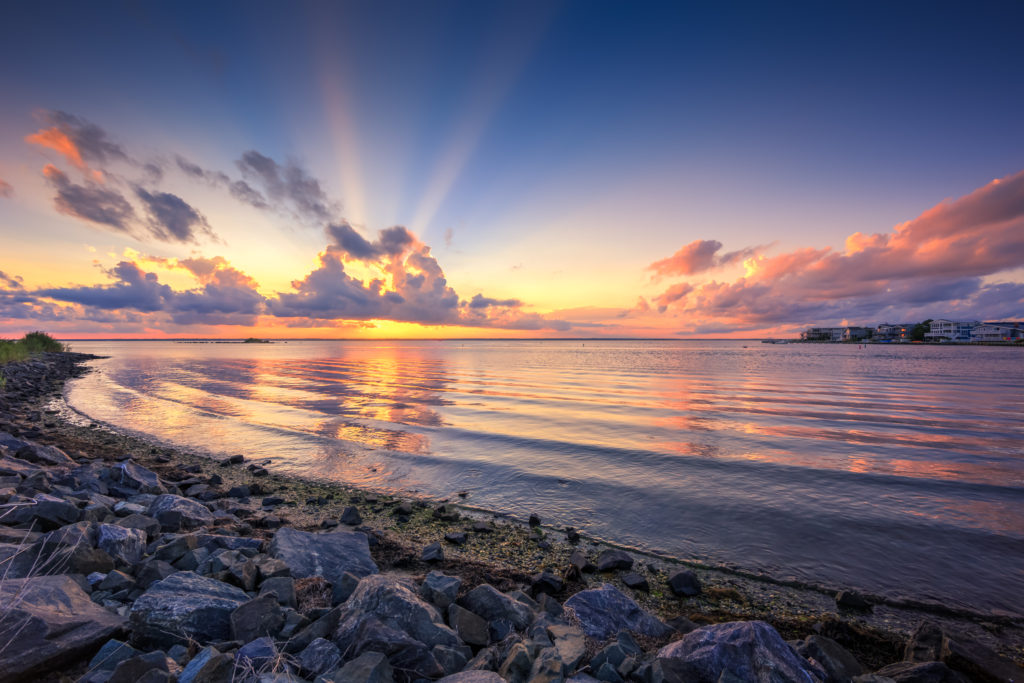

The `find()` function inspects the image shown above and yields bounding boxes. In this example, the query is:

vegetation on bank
[0,331,67,365]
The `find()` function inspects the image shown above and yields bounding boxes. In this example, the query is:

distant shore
[1,352,1021,681]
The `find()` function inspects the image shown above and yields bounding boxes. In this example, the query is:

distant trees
[910,319,932,342]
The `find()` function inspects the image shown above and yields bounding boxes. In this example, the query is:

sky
[1,0,1023,339]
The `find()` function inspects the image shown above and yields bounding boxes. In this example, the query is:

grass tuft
[0,331,68,366]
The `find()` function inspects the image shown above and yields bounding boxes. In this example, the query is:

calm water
[64,340,1024,615]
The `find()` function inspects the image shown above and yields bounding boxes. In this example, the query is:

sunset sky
[1,1,1023,339]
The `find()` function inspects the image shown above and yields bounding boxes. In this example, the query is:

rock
[538,593,564,618]
[942,631,1024,683]
[658,620,823,683]
[231,594,285,642]
[0,575,126,682]
[88,639,143,673]
[797,635,863,682]
[445,532,468,545]
[596,549,633,572]
[529,513,542,526]
[448,603,490,646]
[130,571,250,647]
[98,569,135,592]
[332,571,361,605]
[108,650,170,683]
[622,573,649,592]
[13,492,80,529]
[564,584,672,641]
[114,461,166,494]
[667,569,701,596]
[421,570,461,609]
[114,501,147,516]
[565,527,581,543]
[461,584,534,630]
[531,646,564,682]
[137,559,177,588]
[260,576,297,608]
[498,642,533,682]
[335,574,462,649]
[117,513,162,540]
[547,623,587,671]
[331,651,394,683]
[437,673,505,683]
[269,527,378,585]
[227,485,250,498]
[835,590,872,610]
[298,637,342,678]
[333,613,443,680]
[14,442,77,468]
[149,494,214,531]
[235,636,278,672]
[874,661,970,683]
[570,550,596,573]
[178,646,235,683]
[531,571,563,596]
[422,541,445,563]
[340,506,363,525]
[472,521,493,533]
[97,523,146,565]
[905,621,944,662]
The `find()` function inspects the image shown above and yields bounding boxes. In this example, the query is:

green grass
[0,331,68,365]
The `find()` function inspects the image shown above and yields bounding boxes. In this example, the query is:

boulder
[547,622,587,671]
[117,513,162,541]
[269,527,378,585]
[461,584,534,630]
[564,584,672,640]
[88,639,143,673]
[0,575,126,682]
[297,637,342,678]
[335,574,461,649]
[14,443,77,468]
[331,651,394,683]
[437,673,505,683]
[149,494,214,531]
[340,506,362,525]
[13,493,80,530]
[97,523,147,565]
[531,571,563,596]
[797,635,863,682]
[421,541,444,563]
[621,572,649,592]
[448,603,490,647]
[420,571,461,609]
[874,661,970,682]
[129,571,250,647]
[235,636,278,672]
[178,646,235,683]
[657,620,823,683]
[108,651,170,683]
[260,576,297,608]
[596,549,633,572]
[333,613,444,680]
[231,594,285,642]
[835,590,872,610]
[667,570,701,597]
[114,461,166,494]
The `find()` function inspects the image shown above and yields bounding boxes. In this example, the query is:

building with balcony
[970,321,1024,342]
[924,319,979,343]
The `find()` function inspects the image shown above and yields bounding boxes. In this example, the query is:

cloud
[648,239,761,278]
[0,180,12,198]
[326,223,415,261]
[650,169,1024,329]
[25,110,127,170]
[39,261,170,312]
[469,294,521,309]
[0,271,24,289]
[135,188,215,243]
[236,150,337,222]
[43,165,137,233]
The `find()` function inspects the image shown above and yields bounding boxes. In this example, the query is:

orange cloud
[26,127,86,169]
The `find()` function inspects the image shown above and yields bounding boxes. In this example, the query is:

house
[801,326,871,341]
[970,321,1024,342]
[874,323,913,342]
[924,319,979,343]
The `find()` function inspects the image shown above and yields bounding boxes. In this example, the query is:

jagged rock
[835,590,872,610]
[531,571,563,596]
[269,527,378,585]
[335,574,461,649]
[88,639,143,673]
[117,513,162,540]
[14,442,77,468]
[942,630,1024,683]
[235,636,279,672]
[260,576,297,607]
[874,661,970,682]
[421,570,461,609]
[282,605,342,654]
[499,642,533,682]
[449,603,490,646]
[796,635,863,682]
[905,621,945,662]
[445,532,468,545]
[97,523,146,564]
[298,637,342,678]
[12,492,80,529]
[333,613,444,680]
[330,651,394,683]
[149,494,214,531]
[137,558,177,588]
[98,569,135,592]
[547,623,587,671]
[332,571,361,604]
[130,571,250,647]
[178,646,235,683]
[0,575,126,682]
[113,461,166,494]
[564,584,672,640]
[570,550,596,573]
[530,646,564,682]
[437,673,505,683]
[657,620,823,683]
[667,570,701,597]
[529,513,542,526]
[433,643,470,675]
[422,541,445,563]
[596,549,633,572]
[340,506,363,525]
[461,584,534,630]
[231,594,285,642]
[622,572,649,592]
[108,650,170,683]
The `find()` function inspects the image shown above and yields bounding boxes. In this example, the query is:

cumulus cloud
[0,179,13,198]
[236,151,337,222]
[650,169,1024,328]
[43,164,137,233]
[648,239,760,278]
[25,110,127,170]
[326,223,415,261]
[135,188,215,243]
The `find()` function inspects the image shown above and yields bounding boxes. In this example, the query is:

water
[64,339,1024,615]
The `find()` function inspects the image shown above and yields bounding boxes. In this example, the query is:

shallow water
[65,339,1024,615]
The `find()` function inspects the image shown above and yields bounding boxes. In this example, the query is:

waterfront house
[924,319,979,343]
[970,321,1024,342]
[874,323,913,342]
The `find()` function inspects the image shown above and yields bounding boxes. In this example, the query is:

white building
[801,326,871,341]
[970,321,1024,342]
[924,319,979,343]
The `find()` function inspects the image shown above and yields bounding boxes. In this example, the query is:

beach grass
[0,331,67,365]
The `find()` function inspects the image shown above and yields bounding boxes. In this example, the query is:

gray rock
[596,549,633,572]
[433,644,470,675]
[461,583,534,630]
[874,661,969,683]
[114,461,166,494]
[942,629,1024,683]
[657,620,823,683]
[130,571,250,647]
[835,590,872,610]
[88,639,142,673]
[149,494,214,531]
[235,636,279,672]
[905,621,944,663]
[437,673,505,683]
[13,492,80,529]
[332,571,361,605]
[340,506,363,525]
[530,646,564,682]
[117,513,162,540]
[98,569,135,592]
[421,570,461,609]
[97,523,147,564]
[298,637,342,677]
[570,550,597,574]
[108,650,170,683]
[547,623,587,671]
[178,646,235,683]
[667,570,701,597]
[622,572,649,592]
[282,605,342,655]
[231,594,285,642]
[330,651,394,683]
[260,576,297,607]
[269,527,378,585]
[422,541,445,563]
[333,613,443,680]
[564,583,672,641]
[335,574,461,649]
[498,642,533,683]
[0,575,126,682]
[14,442,77,468]
[797,635,863,682]
[449,603,490,646]
[531,571,563,596]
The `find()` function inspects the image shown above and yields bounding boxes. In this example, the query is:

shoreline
[2,352,1022,682]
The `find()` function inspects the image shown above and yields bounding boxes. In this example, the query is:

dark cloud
[39,261,170,312]
[469,294,521,309]
[28,110,128,167]
[0,271,24,289]
[43,165,137,234]
[326,223,416,261]
[0,179,13,198]
[237,150,337,222]
[142,162,164,183]
[135,188,216,243]
[176,155,271,211]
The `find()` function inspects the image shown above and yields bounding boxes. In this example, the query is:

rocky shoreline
[1,353,1022,683]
